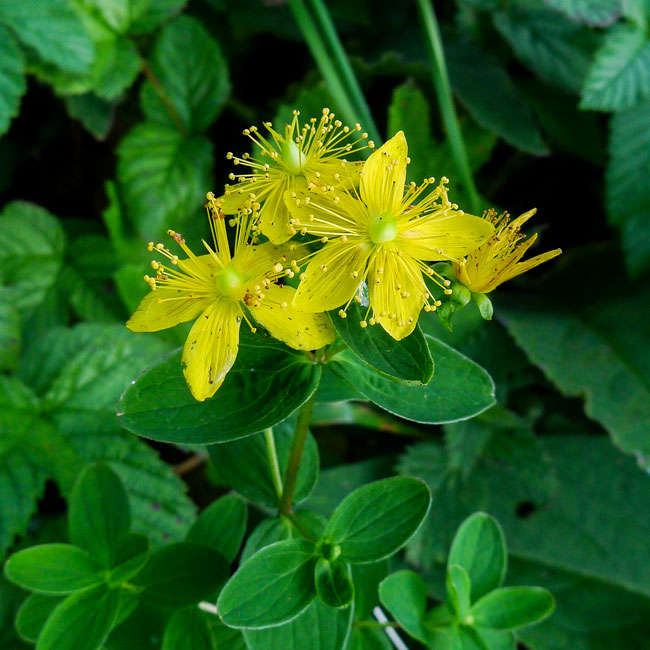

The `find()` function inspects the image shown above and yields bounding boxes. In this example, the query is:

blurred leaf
[0,287,20,371]
[210,621,246,650]
[117,122,213,240]
[64,93,114,139]
[0,575,30,650]
[0,26,25,136]
[208,427,319,507]
[107,534,150,585]
[83,0,131,34]
[273,82,339,130]
[92,36,141,100]
[16,594,62,643]
[119,338,322,444]
[493,6,596,93]
[581,24,650,111]
[141,15,230,133]
[0,0,95,74]
[445,37,547,155]
[544,0,622,26]
[162,608,216,650]
[129,0,186,34]
[347,627,392,650]
[606,100,650,277]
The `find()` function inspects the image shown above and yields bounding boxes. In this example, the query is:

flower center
[368,213,398,244]
[215,265,245,299]
[280,137,305,175]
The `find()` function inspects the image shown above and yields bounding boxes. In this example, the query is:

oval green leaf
[314,558,354,609]
[217,539,317,628]
[446,564,471,621]
[118,338,322,444]
[378,570,429,643]
[162,607,216,650]
[107,533,151,586]
[324,477,431,563]
[16,594,63,643]
[471,586,555,630]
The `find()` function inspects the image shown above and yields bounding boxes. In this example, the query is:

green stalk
[416,0,481,215]
[264,428,284,501]
[308,0,381,144]
[288,0,365,137]
[278,390,318,515]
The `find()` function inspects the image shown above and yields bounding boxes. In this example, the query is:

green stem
[264,428,284,501]
[288,0,364,136]
[416,0,481,215]
[308,0,381,144]
[278,390,318,515]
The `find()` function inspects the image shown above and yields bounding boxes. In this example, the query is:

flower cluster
[127,108,560,401]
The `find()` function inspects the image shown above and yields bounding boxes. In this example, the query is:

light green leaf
[581,24,650,111]
[16,594,62,643]
[207,426,319,507]
[36,585,120,650]
[119,337,322,444]
[448,513,507,602]
[332,301,433,384]
[140,15,230,133]
[324,477,431,563]
[92,36,141,100]
[162,608,216,650]
[378,570,429,643]
[69,463,131,566]
[314,558,354,608]
[471,587,555,630]
[0,0,95,74]
[544,0,621,26]
[217,539,317,628]
[606,101,650,276]
[446,564,472,621]
[83,0,131,33]
[0,26,25,136]
[243,598,353,650]
[116,122,213,240]
[4,545,103,594]
[186,494,247,563]
[330,337,495,424]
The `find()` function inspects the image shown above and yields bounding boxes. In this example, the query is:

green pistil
[215,265,245,299]
[280,138,305,175]
[369,213,398,244]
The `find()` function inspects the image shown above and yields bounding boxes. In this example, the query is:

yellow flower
[284,131,495,340]
[452,209,562,294]
[126,194,335,402]
[218,108,372,245]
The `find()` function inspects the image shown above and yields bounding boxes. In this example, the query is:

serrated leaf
[119,337,322,444]
[606,100,650,276]
[217,539,317,628]
[129,0,186,34]
[330,336,495,424]
[83,0,131,33]
[92,36,141,100]
[445,37,547,155]
[0,0,95,74]
[140,15,229,133]
[117,123,213,240]
[207,426,319,507]
[544,0,621,26]
[332,301,433,383]
[0,26,25,136]
[493,6,596,92]
[162,608,216,650]
[64,93,114,140]
[581,24,650,111]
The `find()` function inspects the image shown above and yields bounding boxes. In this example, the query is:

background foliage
[1,0,650,649]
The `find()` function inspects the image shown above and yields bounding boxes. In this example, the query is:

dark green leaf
[129,0,186,34]
[446,564,472,621]
[4,545,103,594]
[332,302,433,383]
[471,587,555,630]
[545,0,621,26]
[347,627,392,650]
[581,24,650,111]
[0,288,20,371]
[207,427,319,507]
[69,463,131,566]
[330,337,495,424]
[0,26,25,136]
[324,477,431,563]
[119,338,322,444]
[162,608,216,650]
[0,0,95,74]
[15,594,62,643]
[92,37,141,100]
[64,93,114,140]
[116,123,213,240]
[243,598,353,650]
[378,570,429,643]
[186,494,247,562]
[314,558,354,608]
[137,542,228,608]
[36,585,120,650]
[448,513,507,602]
[217,539,317,628]
[140,15,230,132]
[108,534,150,585]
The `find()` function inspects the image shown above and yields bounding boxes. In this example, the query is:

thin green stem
[278,389,318,515]
[264,428,284,501]
[288,0,364,137]
[308,0,381,144]
[416,0,481,215]
[286,512,317,541]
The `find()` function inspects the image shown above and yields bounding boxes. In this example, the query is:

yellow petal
[216,188,250,214]
[182,298,241,401]
[368,247,427,340]
[293,239,373,312]
[307,159,364,191]
[499,248,563,286]
[360,131,407,216]
[127,289,209,333]
[233,241,289,282]
[260,180,296,244]
[397,212,494,261]
[250,284,335,350]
